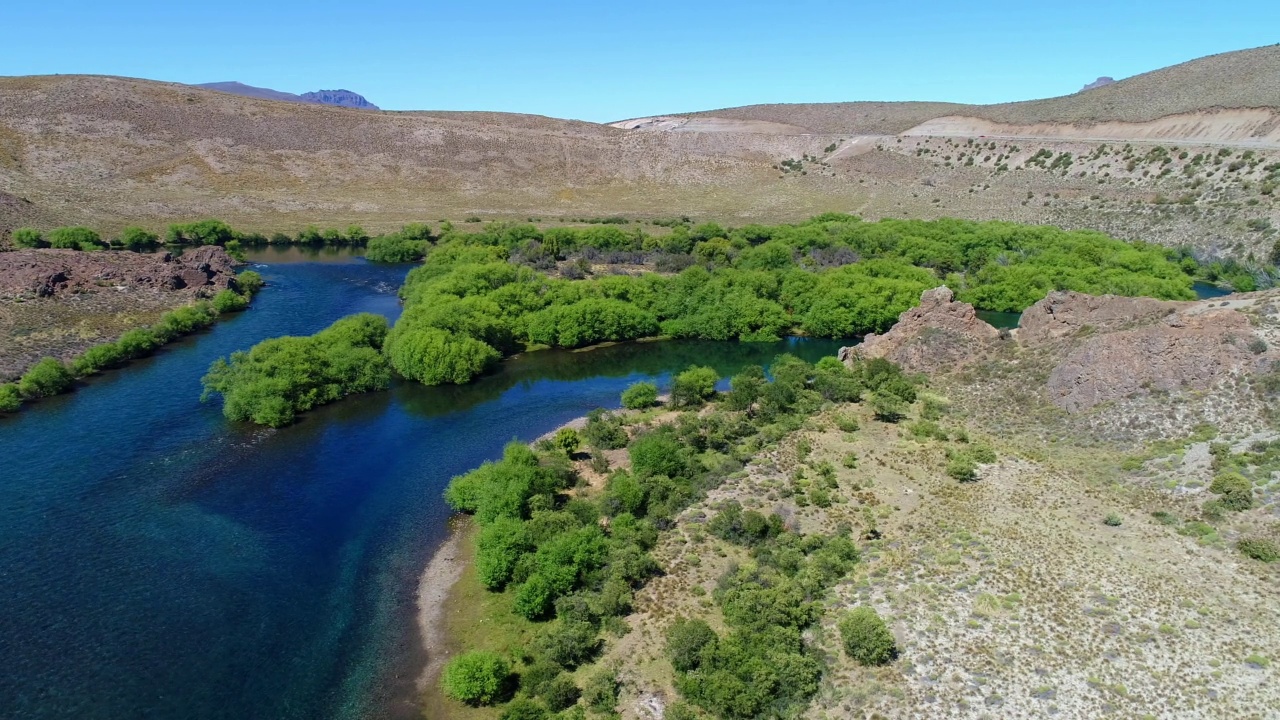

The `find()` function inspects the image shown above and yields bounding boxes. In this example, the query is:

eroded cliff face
[844,286,1280,416]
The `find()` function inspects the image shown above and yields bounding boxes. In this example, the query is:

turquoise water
[0,250,848,720]
[1193,281,1232,300]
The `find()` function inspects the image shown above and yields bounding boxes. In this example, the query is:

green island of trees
[200,313,391,427]
[437,354,918,718]
[1,271,264,416]
[380,214,1201,387]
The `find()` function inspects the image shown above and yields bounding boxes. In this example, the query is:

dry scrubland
[591,295,1280,719]
[4,46,1280,258]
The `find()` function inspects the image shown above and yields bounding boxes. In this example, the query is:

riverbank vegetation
[0,271,263,416]
[200,313,390,427]
[433,353,921,719]
[382,214,1200,387]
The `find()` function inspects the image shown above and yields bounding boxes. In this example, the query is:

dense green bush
[201,313,391,426]
[236,270,266,295]
[1237,537,1280,562]
[0,383,22,412]
[366,232,428,262]
[18,358,74,398]
[384,326,500,385]
[666,617,717,672]
[71,343,127,376]
[12,227,45,248]
[212,289,249,313]
[582,410,628,450]
[441,651,511,705]
[839,607,897,666]
[167,219,237,246]
[629,429,688,479]
[621,381,659,409]
[1210,471,1254,511]
[670,366,719,407]
[48,226,103,250]
[500,698,549,720]
[119,226,160,251]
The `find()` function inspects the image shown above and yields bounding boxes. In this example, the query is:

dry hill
[2,46,1279,258]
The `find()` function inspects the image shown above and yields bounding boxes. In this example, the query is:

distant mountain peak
[299,89,378,110]
[195,82,379,110]
[1081,76,1116,92]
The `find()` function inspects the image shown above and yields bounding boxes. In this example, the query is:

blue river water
[0,248,847,720]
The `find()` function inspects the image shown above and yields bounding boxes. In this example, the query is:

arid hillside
[674,44,1280,135]
[2,45,1279,258]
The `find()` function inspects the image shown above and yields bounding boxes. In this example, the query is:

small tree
[670,366,718,407]
[839,607,897,666]
[440,651,511,705]
[553,427,581,455]
[621,381,659,409]
[0,383,22,412]
[869,391,906,423]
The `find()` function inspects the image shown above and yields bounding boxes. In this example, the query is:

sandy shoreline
[413,413,601,701]
[414,515,472,692]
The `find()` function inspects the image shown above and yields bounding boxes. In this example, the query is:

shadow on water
[0,250,853,720]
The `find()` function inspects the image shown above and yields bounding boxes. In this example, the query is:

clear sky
[3,1,1277,122]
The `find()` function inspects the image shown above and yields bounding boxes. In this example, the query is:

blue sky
[3,1,1276,122]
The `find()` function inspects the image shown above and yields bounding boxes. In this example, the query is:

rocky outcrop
[1018,291,1181,346]
[0,246,238,299]
[299,89,379,110]
[1081,76,1116,92]
[1027,292,1273,412]
[840,287,1001,373]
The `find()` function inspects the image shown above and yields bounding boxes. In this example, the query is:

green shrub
[666,617,717,673]
[72,342,126,376]
[0,383,22,412]
[384,326,499,385]
[19,358,74,398]
[12,227,45,248]
[235,270,265,296]
[1209,471,1254,511]
[476,517,530,590]
[119,226,160,251]
[839,607,897,666]
[47,226,103,250]
[441,651,511,705]
[212,289,249,313]
[116,328,160,357]
[366,233,428,262]
[552,427,580,455]
[1237,538,1280,562]
[946,456,977,482]
[621,381,659,409]
[1104,513,1123,527]
[581,668,619,713]
[582,410,628,450]
[540,674,580,711]
[670,366,718,407]
[629,429,688,478]
[499,698,549,720]
[201,313,390,426]
[533,619,601,668]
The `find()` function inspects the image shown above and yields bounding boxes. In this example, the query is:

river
[0,249,848,720]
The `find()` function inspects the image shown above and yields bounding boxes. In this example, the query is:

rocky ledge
[843,286,1280,414]
[0,246,238,299]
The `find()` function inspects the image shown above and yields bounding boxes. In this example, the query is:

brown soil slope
[680,44,1280,134]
